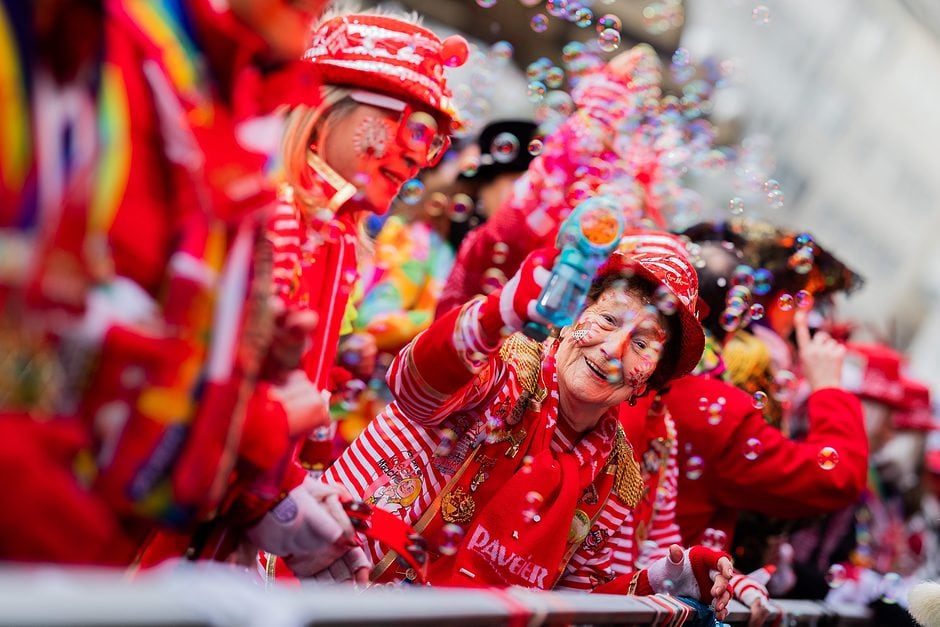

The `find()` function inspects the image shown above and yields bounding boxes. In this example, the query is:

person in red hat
[651,233,868,623]
[0,0,333,565]
[323,229,734,616]
[206,11,474,581]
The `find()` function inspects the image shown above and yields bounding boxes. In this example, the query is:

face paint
[570,320,595,345]
[622,355,656,388]
[352,115,393,159]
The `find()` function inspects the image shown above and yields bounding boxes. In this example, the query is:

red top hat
[302,14,468,130]
[894,377,935,431]
[841,342,906,407]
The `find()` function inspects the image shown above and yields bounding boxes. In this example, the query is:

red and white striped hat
[302,14,468,130]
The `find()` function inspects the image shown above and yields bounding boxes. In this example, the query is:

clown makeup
[556,286,669,431]
[316,104,421,214]
[570,320,596,345]
[315,92,449,214]
[352,115,393,159]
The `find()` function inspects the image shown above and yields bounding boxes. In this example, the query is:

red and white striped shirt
[323,298,682,590]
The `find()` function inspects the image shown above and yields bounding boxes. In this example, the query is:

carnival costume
[324,233,730,594]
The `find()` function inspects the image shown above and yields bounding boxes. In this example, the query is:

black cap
[460,119,538,183]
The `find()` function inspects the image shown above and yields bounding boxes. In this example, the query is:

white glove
[289,546,371,582]
[245,476,356,569]
[730,572,772,627]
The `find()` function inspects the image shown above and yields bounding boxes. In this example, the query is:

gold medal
[441,487,476,523]
[568,509,591,544]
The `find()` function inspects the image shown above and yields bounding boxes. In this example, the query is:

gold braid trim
[610,426,643,508]
[499,333,544,395]
[499,333,642,506]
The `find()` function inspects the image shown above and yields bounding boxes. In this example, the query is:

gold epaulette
[499,333,544,395]
[609,426,643,508]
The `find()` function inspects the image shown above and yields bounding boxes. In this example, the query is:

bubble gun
[523,197,625,341]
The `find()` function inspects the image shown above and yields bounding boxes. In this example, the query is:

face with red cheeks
[555,286,668,415]
[316,102,444,214]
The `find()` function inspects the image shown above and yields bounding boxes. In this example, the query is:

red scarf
[418,343,620,589]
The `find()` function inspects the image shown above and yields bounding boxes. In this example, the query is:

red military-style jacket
[665,372,868,550]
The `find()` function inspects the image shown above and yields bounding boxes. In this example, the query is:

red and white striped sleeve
[647,413,682,557]
[266,200,303,305]
[387,296,504,426]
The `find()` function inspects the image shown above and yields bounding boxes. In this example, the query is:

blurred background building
[362,0,940,394]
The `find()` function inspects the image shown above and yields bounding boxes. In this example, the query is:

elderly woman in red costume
[324,229,734,616]
[229,11,471,581]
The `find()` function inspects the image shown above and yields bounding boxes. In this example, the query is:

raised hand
[794,309,846,391]
[493,247,557,333]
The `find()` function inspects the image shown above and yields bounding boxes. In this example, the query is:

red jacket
[665,373,868,549]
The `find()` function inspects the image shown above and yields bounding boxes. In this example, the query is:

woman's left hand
[646,545,734,619]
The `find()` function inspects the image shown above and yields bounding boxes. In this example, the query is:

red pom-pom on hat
[441,35,469,68]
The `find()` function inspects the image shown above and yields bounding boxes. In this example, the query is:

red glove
[479,247,557,340]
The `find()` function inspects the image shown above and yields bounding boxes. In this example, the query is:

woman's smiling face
[555,284,668,415]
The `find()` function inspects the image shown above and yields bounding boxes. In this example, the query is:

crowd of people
[1,1,937,625]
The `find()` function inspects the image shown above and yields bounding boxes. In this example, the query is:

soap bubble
[706,402,724,426]
[575,7,593,28]
[399,179,425,205]
[491,132,521,163]
[527,80,546,102]
[597,28,621,52]
[752,391,768,409]
[731,264,755,288]
[439,524,465,556]
[531,14,549,33]
[753,268,773,295]
[880,572,903,604]
[788,248,814,274]
[596,13,621,33]
[817,446,840,470]
[546,0,567,17]
[826,563,847,589]
[435,428,457,456]
[449,194,475,223]
[654,285,678,315]
[605,357,623,383]
[545,66,565,89]
[743,437,763,460]
[719,310,742,332]
[795,290,813,310]
[752,5,770,25]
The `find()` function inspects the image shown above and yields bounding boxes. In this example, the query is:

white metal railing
[0,565,875,626]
